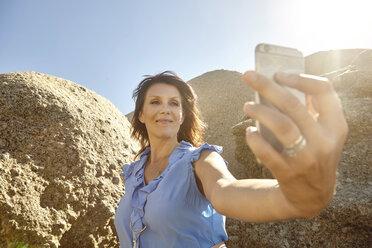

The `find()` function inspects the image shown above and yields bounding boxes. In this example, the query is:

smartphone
[255,43,305,152]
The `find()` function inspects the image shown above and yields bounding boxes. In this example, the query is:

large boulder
[0,72,139,248]
[227,53,372,247]
[189,70,255,179]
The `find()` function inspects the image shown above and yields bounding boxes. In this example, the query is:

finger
[244,102,302,148]
[275,73,331,95]
[242,71,320,140]
[275,73,348,138]
[245,126,288,173]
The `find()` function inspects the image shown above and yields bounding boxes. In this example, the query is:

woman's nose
[160,103,171,114]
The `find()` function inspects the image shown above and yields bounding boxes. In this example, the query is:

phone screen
[255,43,305,152]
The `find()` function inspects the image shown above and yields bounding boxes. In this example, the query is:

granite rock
[0,72,139,248]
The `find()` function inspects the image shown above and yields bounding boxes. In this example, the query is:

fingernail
[246,126,257,135]
[244,101,255,112]
[256,157,262,164]
[244,71,257,83]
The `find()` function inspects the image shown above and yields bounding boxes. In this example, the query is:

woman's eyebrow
[147,95,181,99]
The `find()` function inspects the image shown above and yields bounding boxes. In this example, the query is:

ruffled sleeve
[121,161,136,182]
[121,147,151,182]
[191,142,228,166]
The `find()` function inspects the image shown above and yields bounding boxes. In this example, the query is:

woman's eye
[150,100,159,104]
[170,101,180,106]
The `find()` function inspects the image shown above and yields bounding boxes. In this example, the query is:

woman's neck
[147,138,179,164]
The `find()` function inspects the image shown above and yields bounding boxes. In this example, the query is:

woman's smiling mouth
[156,118,173,124]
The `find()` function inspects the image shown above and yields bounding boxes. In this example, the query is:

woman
[114,70,348,248]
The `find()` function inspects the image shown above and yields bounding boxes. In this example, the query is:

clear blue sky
[1,0,371,114]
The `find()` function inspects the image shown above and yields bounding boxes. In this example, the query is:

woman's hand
[242,71,348,217]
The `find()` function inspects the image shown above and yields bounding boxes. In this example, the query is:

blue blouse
[114,141,228,248]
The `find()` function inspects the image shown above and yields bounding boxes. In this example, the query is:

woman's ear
[139,112,145,124]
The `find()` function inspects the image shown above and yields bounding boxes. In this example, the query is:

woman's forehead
[146,83,181,98]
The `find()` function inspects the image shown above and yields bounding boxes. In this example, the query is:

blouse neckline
[129,140,192,237]
[134,140,192,184]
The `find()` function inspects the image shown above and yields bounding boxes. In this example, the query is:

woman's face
[139,83,184,142]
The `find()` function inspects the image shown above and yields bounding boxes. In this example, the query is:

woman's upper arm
[193,149,236,206]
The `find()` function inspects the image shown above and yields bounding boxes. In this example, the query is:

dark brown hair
[131,71,206,158]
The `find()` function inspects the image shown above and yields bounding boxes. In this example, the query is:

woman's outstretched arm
[193,71,348,222]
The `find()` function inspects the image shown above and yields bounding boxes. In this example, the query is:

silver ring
[282,135,307,157]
